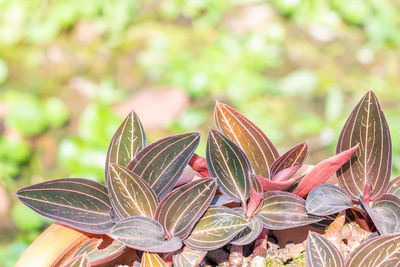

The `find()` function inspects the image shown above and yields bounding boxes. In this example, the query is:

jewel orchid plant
[305,90,400,267]
[16,93,380,267]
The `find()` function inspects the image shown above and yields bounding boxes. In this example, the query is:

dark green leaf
[16,178,113,234]
[154,179,216,240]
[306,232,344,267]
[105,111,147,186]
[173,247,206,267]
[256,191,322,230]
[337,91,392,199]
[206,129,251,204]
[184,206,248,251]
[128,133,200,200]
[270,141,308,179]
[214,103,279,178]
[73,238,126,265]
[346,233,400,267]
[109,216,182,253]
[108,163,158,219]
[306,184,353,216]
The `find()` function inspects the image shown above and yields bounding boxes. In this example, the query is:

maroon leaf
[105,111,147,186]
[128,133,200,200]
[16,178,114,234]
[306,184,353,216]
[387,176,400,198]
[306,232,345,267]
[108,164,158,219]
[345,233,400,267]
[206,129,251,205]
[214,102,279,178]
[337,91,392,200]
[270,141,308,179]
[361,194,400,235]
[292,145,359,198]
[184,206,248,251]
[154,179,216,240]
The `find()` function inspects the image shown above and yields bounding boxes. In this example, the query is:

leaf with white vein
[105,111,146,186]
[306,232,344,267]
[154,179,216,240]
[109,216,182,253]
[16,178,114,234]
[128,133,200,200]
[108,163,158,219]
[214,102,279,178]
[346,233,400,267]
[206,129,251,204]
[256,191,322,230]
[184,206,248,251]
[337,90,392,199]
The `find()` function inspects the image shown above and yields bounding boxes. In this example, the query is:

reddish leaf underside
[189,154,210,178]
[271,165,303,183]
[293,145,359,198]
[246,173,263,217]
[270,141,308,179]
[257,175,299,192]
[214,102,279,178]
[337,91,392,200]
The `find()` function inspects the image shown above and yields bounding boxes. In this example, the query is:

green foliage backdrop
[1,0,400,265]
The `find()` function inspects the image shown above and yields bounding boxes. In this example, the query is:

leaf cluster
[16,90,399,266]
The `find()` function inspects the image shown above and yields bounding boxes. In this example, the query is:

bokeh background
[1,0,400,265]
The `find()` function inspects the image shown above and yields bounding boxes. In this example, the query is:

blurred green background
[1,0,400,265]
